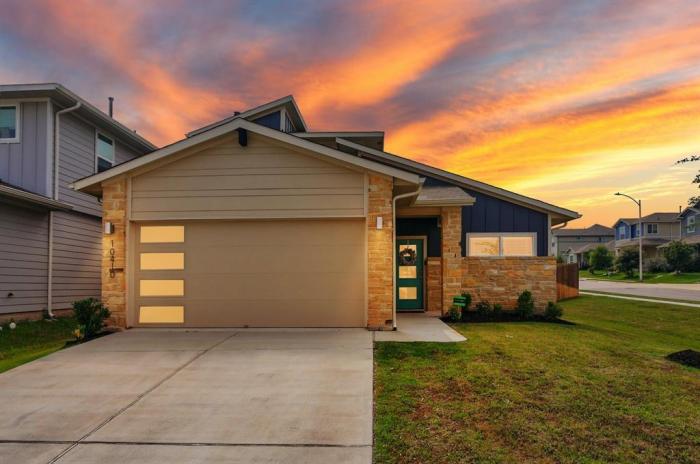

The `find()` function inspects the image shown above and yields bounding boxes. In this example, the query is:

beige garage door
[132,220,365,327]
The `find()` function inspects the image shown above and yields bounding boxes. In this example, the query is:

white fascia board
[73,119,420,193]
[336,138,580,221]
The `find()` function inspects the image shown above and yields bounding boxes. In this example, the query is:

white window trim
[95,131,115,172]
[646,223,658,235]
[688,216,696,233]
[0,102,20,143]
[618,225,627,240]
[465,232,537,257]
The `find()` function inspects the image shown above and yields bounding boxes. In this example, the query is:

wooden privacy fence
[556,263,579,300]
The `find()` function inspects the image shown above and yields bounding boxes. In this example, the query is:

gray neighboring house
[0,83,155,320]
[552,224,614,264]
[675,202,700,245]
[612,213,681,258]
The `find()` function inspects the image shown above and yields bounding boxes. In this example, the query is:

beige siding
[130,133,366,220]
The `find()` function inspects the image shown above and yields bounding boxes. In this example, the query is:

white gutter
[391,181,424,330]
[47,101,82,318]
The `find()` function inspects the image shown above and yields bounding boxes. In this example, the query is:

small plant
[544,301,563,321]
[515,290,535,320]
[460,292,472,311]
[475,300,492,318]
[447,305,461,322]
[493,303,503,318]
[72,298,110,340]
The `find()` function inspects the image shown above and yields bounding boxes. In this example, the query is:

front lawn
[0,317,77,374]
[374,296,700,463]
[580,269,700,284]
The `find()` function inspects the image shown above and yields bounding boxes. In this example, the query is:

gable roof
[71,118,420,195]
[0,83,156,152]
[553,224,614,237]
[186,95,307,138]
[335,138,579,224]
[615,212,681,226]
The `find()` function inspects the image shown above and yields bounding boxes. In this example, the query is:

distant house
[612,213,681,258]
[562,241,615,267]
[665,202,700,247]
[552,224,614,264]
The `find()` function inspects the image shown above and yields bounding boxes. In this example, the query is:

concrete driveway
[580,278,700,301]
[0,329,373,463]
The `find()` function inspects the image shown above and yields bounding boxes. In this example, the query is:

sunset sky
[2,0,700,227]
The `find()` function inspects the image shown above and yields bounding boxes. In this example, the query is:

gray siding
[0,202,49,314]
[115,140,140,164]
[51,211,101,310]
[0,101,49,196]
[57,113,101,216]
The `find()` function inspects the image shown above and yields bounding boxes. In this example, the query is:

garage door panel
[178,298,365,327]
[133,219,365,327]
[186,273,364,300]
[185,246,365,274]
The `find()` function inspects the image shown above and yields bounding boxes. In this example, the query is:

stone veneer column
[367,174,394,329]
[441,206,462,314]
[101,178,128,328]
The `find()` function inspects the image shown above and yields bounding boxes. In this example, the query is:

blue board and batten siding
[0,102,50,195]
[461,188,549,256]
[419,178,549,256]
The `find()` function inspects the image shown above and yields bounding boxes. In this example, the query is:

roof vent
[108,97,114,117]
[234,111,241,116]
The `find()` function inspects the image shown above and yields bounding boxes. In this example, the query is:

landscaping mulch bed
[442,313,575,325]
[666,349,700,368]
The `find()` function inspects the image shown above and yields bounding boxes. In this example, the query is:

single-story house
[72,96,579,330]
[562,240,614,267]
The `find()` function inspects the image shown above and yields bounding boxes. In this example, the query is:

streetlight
[615,192,643,281]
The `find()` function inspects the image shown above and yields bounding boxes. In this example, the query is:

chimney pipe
[234,111,241,116]
[108,97,114,118]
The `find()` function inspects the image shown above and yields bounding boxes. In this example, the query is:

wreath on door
[399,247,417,266]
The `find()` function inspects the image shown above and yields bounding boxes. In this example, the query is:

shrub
[475,300,491,318]
[447,305,461,322]
[459,292,473,321]
[663,241,695,273]
[544,301,563,321]
[492,303,503,318]
[72,298,110,340]
[515,290,535,319]
[644,256,669,273]
[616,248,639,278]
[588,246,613,275]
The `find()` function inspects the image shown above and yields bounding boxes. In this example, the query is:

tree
[663,241,695,273]
[616,248,639,278]
[588,246,613,274]
[675,154,700,206]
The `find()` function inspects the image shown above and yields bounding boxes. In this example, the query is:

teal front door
[396,238,424,311]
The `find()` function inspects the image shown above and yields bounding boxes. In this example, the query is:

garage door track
[0,329,373,463]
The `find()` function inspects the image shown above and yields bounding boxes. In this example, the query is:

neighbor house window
[618,225,626,239]
[0,104,19,142]
[466,233,536,257]
[96,133,115,172]
[646,223,658,235]
[688,216,696,234]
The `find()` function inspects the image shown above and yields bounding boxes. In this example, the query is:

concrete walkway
[581,279,700,301]
[374,313,466,342]
[0,329,373,464]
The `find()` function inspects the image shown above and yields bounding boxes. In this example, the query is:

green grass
[580,269,700,284]
[374,296,700,463]
[0,317,77,374]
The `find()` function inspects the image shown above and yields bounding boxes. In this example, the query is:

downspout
[47,101,82,318]
[391,180,423,330]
